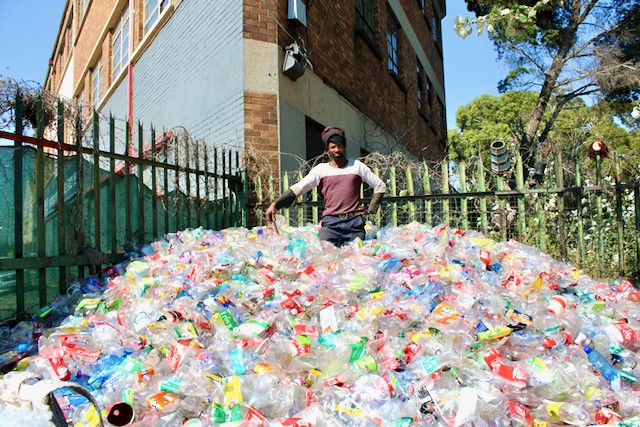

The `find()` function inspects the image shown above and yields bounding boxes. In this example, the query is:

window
[431,2,441,44]
[387,10,399,75]
[437,99,446,135]
[80,0,89,16]
[417,61,425,111]
[355,0,375,45]
[112,5,130,80]
[425,75,433,117]
[144,0,169,34]
[92,57,103,108]
[417,0,425,15]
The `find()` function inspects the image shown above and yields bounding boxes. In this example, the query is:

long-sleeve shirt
[289,159,386,217]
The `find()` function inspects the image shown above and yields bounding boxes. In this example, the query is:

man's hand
[265,202,278,223]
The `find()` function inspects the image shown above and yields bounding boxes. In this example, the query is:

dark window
[417,61,425,111]
[437,99,446,135]
[431,1,441,44]
[387,10,399,75]
[305,118,325,162]
[417,0,425,15]
[355,0,375,45]
[425,75,433,118]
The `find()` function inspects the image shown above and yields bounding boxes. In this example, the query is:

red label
[508,401,532,426]
[479,250,491,267]
[293,325,319,337]
[244,406,267,425]
[48,356,71,381]
[483,348,503,368]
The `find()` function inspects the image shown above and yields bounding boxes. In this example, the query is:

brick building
[45,0,447,175]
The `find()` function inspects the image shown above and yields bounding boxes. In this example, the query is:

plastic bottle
[584,345,620,382]
[544,400,592,425]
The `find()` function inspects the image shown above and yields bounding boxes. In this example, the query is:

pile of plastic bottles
[6,219,640,426]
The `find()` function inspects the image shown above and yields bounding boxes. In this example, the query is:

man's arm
[358,161,386,214]
[265,167,322,222]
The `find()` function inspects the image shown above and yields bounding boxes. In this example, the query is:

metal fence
[0,94,245,320]
[251,150,640,281]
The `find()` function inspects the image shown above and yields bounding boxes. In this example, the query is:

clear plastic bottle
[544,400,592,425]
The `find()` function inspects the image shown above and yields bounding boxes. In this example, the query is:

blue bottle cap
[584,345,593,353]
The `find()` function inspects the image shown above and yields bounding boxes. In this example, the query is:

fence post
[614,153,625,276]
[242,168,249,228]
[13,94,25,317]
[441,161,449,227]
[125,120,132,242]
[36,96,46,305]
[635,184,640,276]
[162,134,172,234]
[109,116,117,255]
[138,122,146,242]
[459,161,468,230]
[515,154,525,239]
[282,173,290,225]
[297,171,304,227]
[422,162,432,226]
[575,158,585,268]
[311,186,319,225]
[389,164,397,226]
[596,154,604,277]
[374,166,381,227]
[93,111,101,253]
[151,128,159,237]
[57,101,67,294]
[477,155,488,235]
[556,150,567,260]
[405,166,416,223]
[496,176,507,242]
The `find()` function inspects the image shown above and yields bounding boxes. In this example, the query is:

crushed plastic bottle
[3,221,640,426]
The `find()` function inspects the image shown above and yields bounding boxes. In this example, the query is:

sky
[0,0,502,131]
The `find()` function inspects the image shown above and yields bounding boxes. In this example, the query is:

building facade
[45,0,447,175]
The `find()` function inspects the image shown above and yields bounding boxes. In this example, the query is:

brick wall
[243,0,280,179]
[244,91,279,177]
[273,0,446,161]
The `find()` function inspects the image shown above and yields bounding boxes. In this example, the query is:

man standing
[265,126,386,247]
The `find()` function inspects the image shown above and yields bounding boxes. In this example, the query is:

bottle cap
[584,345,593,353]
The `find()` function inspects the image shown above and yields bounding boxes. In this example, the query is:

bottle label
[160,377,182,393]
[546,402,563,420]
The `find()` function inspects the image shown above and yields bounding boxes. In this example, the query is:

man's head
[321,126,346,150]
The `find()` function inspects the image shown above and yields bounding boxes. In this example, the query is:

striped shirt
[290,160,386,217]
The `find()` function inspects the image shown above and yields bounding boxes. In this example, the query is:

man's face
[327,141,345,159]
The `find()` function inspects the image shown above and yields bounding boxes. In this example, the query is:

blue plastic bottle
[584,345,619,381]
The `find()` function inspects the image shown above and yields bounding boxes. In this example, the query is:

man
[265,126,386,247]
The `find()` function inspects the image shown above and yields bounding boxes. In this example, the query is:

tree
[454,0,640,170]
[450,92,640,179]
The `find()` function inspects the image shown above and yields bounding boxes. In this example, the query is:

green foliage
[450,92,538,161]
[454,0,639,165]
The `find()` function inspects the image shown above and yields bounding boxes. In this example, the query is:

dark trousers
[318,215,365,247]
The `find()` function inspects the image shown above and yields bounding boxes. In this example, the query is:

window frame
[387,10,399,76]
[92,57,103,108]
[144,0,169,35]
[80,0,89,16]
[355,0,376,46]
[416,61,425,112]
[112,4,130,81]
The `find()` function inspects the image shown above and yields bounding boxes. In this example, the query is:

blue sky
[0,0,502,130]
